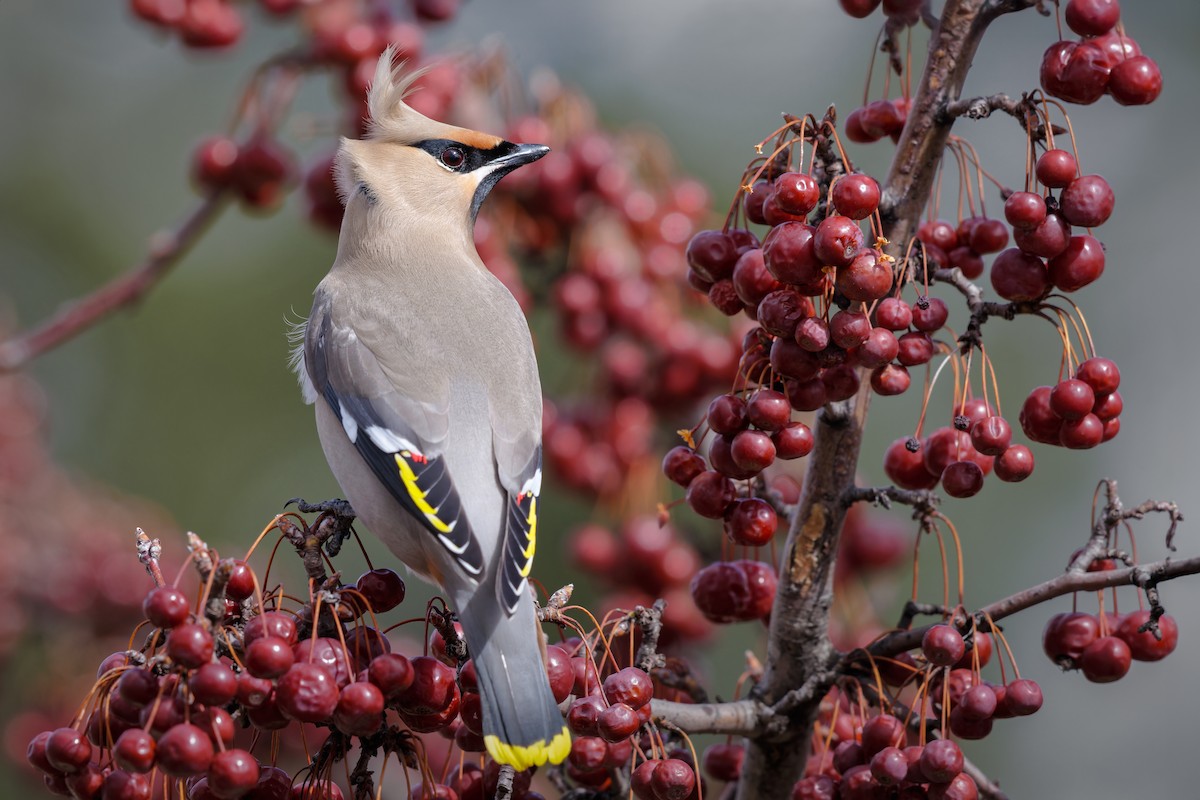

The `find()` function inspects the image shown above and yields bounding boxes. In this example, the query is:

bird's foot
[284,497,357,556]
[285,497,356,519]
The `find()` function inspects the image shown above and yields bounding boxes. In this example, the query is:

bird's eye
[440,147,465,169]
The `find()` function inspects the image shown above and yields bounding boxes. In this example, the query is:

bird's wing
[305,290,485,580]
[490,367,544,616]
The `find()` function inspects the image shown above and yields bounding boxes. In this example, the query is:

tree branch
[0,191,228,371]
[865,553,1200,660]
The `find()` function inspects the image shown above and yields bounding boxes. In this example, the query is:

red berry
[993,445,1034,482]
[1060,175,1115,228]
[207,749,260,799]
[911,296,948,332]
[732,249,780,310]
[773,172,821,216]
[968,218,1009,254]
[1014,212,1072,259]
[831,174,881,220]
[1065,0,1120,37]
[686,470,737,519]
[1020,386,1064,444]
[1116,610,1178,662]
[837,250,894,301]
[334,682,385,737]
[884,437,939,490]
[143,586,191,629]
[1001,678,1043,716]
[1043,611,1100,663]
[990,248,1049,301]
[920,739,963,783]
[813,216,864,267]
[1036,149,1077,188]
[166,623,213,669]
[725,498,778,546]
[870,364,911,396]
[651,758,696,800]
[687,230,738,283]
[157,724,214,777]
[690,562,751,624]
[1080,635,1132,682]
[942,460,984,498]
[1050,379,1096,420]
[875,297,913,330]
[1004,191,1047,230]
[923,625,966,667]
[1049,234,1105,292]
[1109,55,1163,105]
[1059,413,1104,449]
[773,422,814,459]
[1075,356,1121,395]
[245,636,294,680]
[276,663,339,723]
[1041,40,1111,105]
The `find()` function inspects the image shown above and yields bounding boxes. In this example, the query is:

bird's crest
[365,47,430,143]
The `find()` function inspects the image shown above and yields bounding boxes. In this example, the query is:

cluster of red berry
[786,623,1044,799]
[130,0,457,53]
[1043,607,1178,683]
[1041,0,1162,107]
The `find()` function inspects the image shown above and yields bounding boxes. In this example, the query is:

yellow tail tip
[484,727,571,771]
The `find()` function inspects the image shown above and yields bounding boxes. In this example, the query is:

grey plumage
[294,49,567,770]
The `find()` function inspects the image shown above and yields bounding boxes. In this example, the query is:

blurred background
[2,0,1198,796]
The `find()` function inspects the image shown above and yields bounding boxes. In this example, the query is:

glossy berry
[707,394,748,435]
[831,174,881,220]
[157,723,214,777]
[1049,234,1105,292]
[773,172,821,216]
[994,445,1034,482]
[1065,0,1120,37]
[1076,356,1121,396]
[1041,40,1111,106]
[207,749,260,799]
[166,622,214,669]
[686,470,737,519]
[1117,611,1179,661]
[191,662,237,706]
[942,460,984,498]
[1036,149,1077,188]
[725,498,778,546]
[991,248,1049,301]
[1080,635,1132,682]
[773,422,814,459]
[1004,191,1047,229]
[143,586,191,629]
[1002,678,1043,716]
[814,215,864,267]
[1109,55,1163,105]
[356,568,406,613]
[920,739,963,783]
[1050,379,1096,420]
[1015,212,1072,259]
[663,446,706,487]
[651,758,697,800]
[923,625,966,667]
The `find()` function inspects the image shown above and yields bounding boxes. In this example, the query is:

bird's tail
[457,592,570,772]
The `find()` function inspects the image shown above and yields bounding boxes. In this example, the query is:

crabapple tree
[2,1,1193,800]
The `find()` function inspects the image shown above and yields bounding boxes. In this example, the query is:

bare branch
[651,698,774,738]
[866,553,1200,660]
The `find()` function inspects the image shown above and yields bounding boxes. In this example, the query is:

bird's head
[334,48,548,237]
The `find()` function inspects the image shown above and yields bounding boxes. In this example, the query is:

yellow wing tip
[484,727,571,772]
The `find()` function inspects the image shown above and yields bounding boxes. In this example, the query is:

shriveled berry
[276,663,339,723]
[1060,174,1115,228]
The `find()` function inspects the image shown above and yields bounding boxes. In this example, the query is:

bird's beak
[490,143,550,172]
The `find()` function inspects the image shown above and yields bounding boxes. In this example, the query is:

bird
[292,48,568,771]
